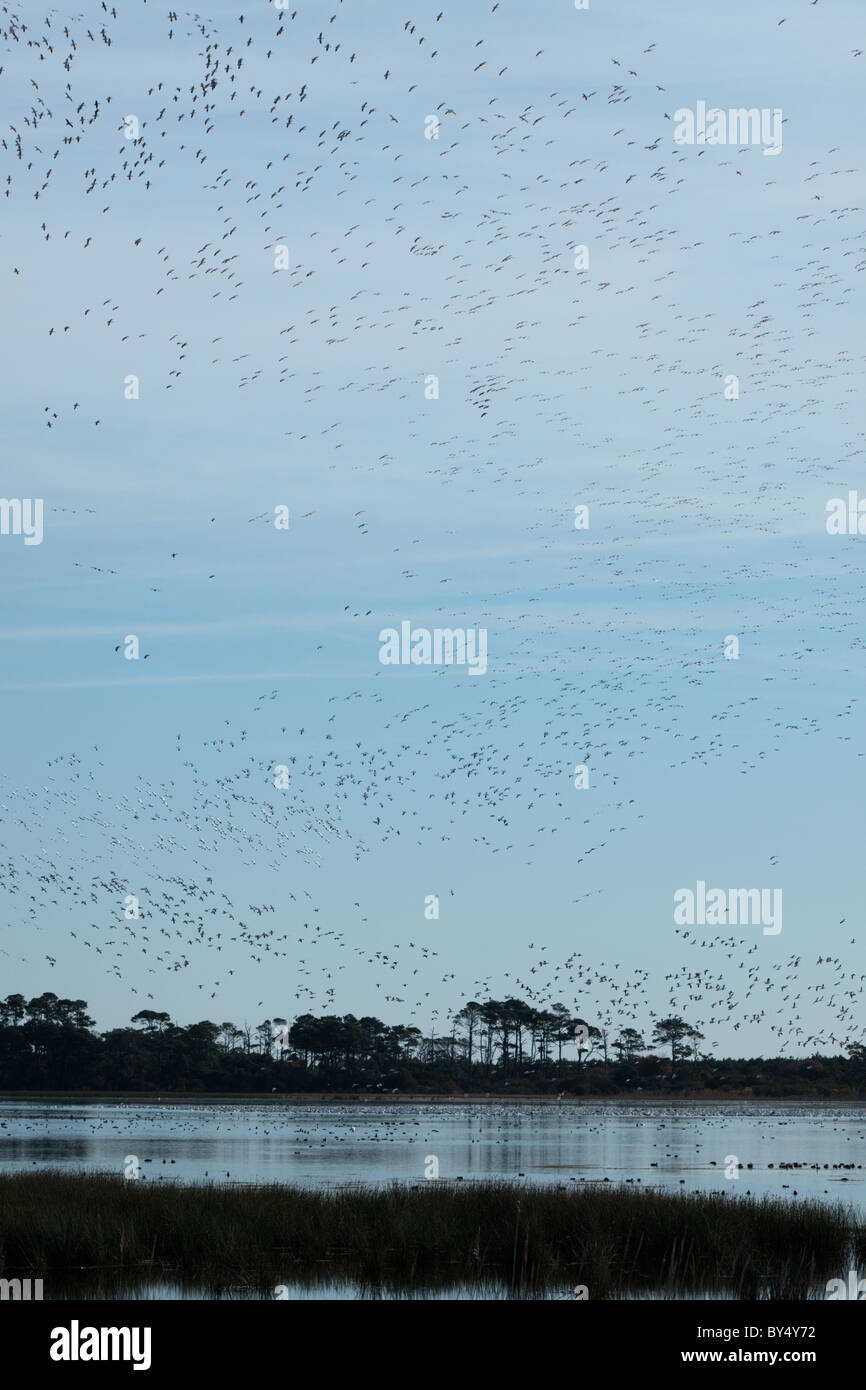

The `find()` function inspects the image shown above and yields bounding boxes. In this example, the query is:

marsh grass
[0,1171,858,1298]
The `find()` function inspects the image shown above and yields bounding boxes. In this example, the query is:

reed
[0,1171,857,1298]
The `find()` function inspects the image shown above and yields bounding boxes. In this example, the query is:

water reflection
[1,1099,863,1212]
[37,1271,861,1302]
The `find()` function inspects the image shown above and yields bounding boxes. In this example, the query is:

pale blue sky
[0,0,863,1057]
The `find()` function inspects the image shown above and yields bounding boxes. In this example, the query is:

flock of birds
[0,1,863,1059]
[3,1102,864,1208]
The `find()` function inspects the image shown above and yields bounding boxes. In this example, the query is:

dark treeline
[0,992,864,1096]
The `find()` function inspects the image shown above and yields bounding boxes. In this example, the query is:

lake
[1,1097,864,1209]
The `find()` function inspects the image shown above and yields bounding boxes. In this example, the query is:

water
[3,1099,862,1298]
[1,1097,864,1209]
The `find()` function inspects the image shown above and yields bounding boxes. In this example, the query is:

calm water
[3,1099,862,1299]
[1,1098,864,1209]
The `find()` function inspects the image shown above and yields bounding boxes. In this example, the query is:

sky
[0,0,864,1058]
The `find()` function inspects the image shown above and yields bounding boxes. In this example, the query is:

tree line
[0,991,863,1096]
